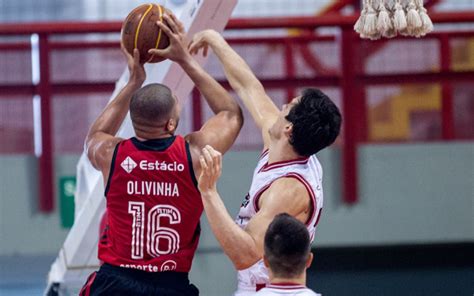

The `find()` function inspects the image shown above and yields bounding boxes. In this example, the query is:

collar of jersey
[131,136,176,151]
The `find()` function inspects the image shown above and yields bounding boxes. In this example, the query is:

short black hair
[130,83,175,126]
[264,213,311,278]
[285,88,341,156]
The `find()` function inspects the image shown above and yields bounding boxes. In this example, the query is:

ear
[283,122,293,139]
[306,252,314,269]
[263,255,270,268]
[165,118,176,133]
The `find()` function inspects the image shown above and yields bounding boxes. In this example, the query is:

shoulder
[258,176,310,217]
[267,177,309,199]
[86,133,124,171]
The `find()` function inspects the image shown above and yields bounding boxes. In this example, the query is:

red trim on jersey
[79,272,97,296]
[314,208,323,227]
[253,182,273,212]
[258,157,309,173]
[259,149,269,160]
[267,283,307,290]
[256,283,267,291]
[282,173,318,227]
[252,173,318,225]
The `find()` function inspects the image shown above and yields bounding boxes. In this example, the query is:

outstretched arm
[148,14,243,157]
[198,145,310,270]
[85,47,145,181]
[189,30,280,149]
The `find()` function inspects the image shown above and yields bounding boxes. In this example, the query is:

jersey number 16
[128,201,181,259]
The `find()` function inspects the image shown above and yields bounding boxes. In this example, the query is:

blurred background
[0,0,473,295]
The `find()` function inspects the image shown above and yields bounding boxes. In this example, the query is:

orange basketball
[121,3,171,64]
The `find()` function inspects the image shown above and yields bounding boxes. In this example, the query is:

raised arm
[85,47,145,182]
[189,30,280,148]
[198,145,310,270]
[148,14,243,158]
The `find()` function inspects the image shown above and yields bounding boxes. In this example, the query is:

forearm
[207,33,260,94]
[202,191,261,270]
[86,82,141,141]
[206,33,278,128]
[179,55,241,115]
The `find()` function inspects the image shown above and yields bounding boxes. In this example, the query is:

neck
[133,121,174,140]
[267,139,301,164]
[135,129,173,140]
[270,274,306,286]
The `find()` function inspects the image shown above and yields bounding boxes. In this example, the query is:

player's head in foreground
[263,213,313,280]
[130,83,181,137]
[269,88,341,157]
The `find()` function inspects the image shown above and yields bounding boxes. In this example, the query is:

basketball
[121,3,170,64]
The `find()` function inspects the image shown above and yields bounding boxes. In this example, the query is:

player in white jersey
[256,284,320,296]
[190,30,341,295]
[255,213,321,296]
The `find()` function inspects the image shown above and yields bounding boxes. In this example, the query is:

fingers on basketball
[120,4,170,63]
[163,14,179,35]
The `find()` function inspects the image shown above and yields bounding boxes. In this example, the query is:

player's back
[255,284,321,296]
[100,135,202,273]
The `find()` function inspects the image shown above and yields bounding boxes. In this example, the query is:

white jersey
[255,284,321,296]
[235,150,324,293]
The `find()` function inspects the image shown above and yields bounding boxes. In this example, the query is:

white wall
[0,155,78,255]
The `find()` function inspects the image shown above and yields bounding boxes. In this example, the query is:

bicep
[243,208,277,258]
[245,180,310,253]
[185,110,242,154]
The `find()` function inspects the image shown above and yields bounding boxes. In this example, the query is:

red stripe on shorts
[79,272,97,296]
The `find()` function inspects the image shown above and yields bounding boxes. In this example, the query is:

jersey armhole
[253,182,273,212]
[185,141,199,189]
[259,149,269,160]
[104,142,121,197]
[273,173,317,226]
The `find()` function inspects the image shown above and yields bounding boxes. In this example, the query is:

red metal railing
[0,12,473,211]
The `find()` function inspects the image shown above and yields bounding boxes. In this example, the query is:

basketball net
[354,0,433,40]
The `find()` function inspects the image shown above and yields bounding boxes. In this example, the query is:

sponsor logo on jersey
[120,156,185,174]
[241,193,250,208]
[139,160,185,172]
[121,156,137,173]
[160,260,177,271]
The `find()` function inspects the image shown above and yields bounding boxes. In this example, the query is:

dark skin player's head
[130,83,180,138]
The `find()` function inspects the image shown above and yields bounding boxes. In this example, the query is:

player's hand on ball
[148,13,189,63]
[198,145,222,193]
[121,45,146,86]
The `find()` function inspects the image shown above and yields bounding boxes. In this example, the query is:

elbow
[84,135,100,171]
[84,135,93,155]
[223,107,244,131]
[234,107,244,130]
[85,127,97,151]
[231,249,261,271]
